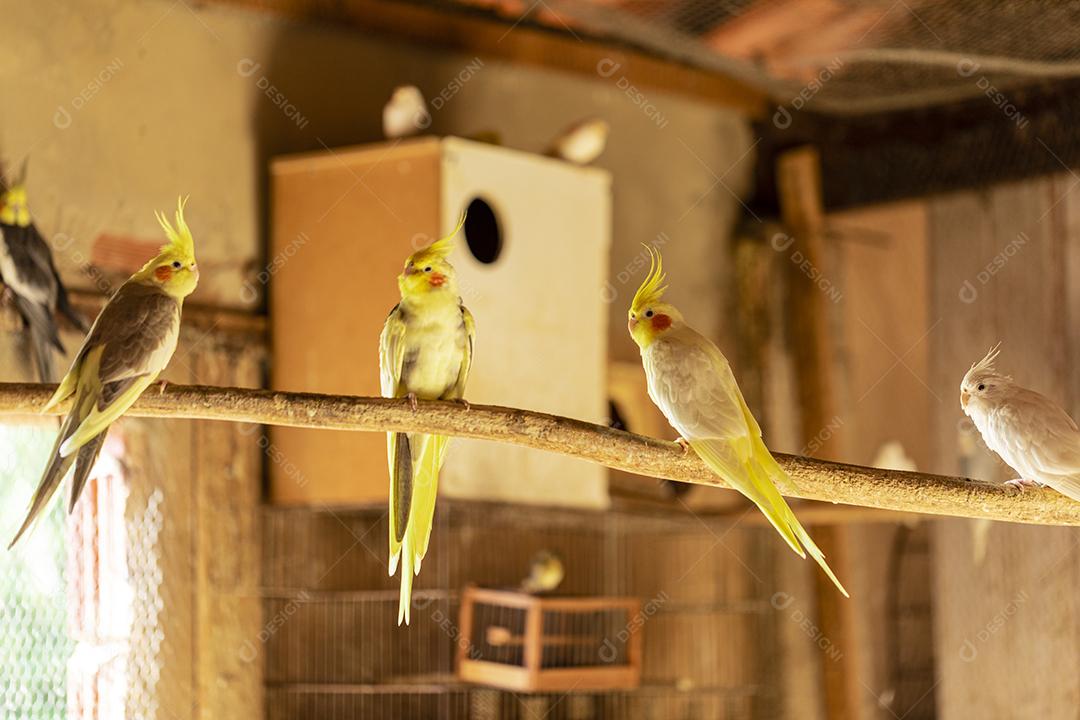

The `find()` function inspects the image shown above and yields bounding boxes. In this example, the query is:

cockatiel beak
[961,390,970,409]
[627,317,637,333]
[403,265,417,276]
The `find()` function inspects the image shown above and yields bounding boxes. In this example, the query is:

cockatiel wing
[379,304,407,398]
[991,388,1080,501]
[379,304,410,599]
[447,304,475,399]
[643,334,750,440]
[0,223,56,305]
[56,282,180,455]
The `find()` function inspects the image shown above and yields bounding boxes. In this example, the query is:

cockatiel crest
[154,196,196,262]
[960,343,1012,410]
[398,213,466,297]
[628,245,683,347]
[963,343,1008,384]
[137,197,199,298]
[0,159,32,226]
[631,244,668,314]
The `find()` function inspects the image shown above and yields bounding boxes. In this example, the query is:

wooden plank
[207,0,766,116]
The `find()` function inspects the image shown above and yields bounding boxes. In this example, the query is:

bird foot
[454,398,471,411]
[406,392,418,411]
[675,437,691,455]
[1003,478,1042,494]
[158,380,169,395]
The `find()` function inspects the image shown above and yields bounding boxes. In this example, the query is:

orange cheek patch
[651,314,672,331]
[429,272,446,287]
[155,266,173,282]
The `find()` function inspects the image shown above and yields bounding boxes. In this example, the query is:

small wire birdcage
[457,586,642,692]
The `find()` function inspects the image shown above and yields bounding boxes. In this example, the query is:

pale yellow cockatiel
[380,218,474,625]
[628,247,847,596]
[9,198,199,548]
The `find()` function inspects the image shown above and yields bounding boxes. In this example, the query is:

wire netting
[445,0,1080,114]
[0,423,164,720]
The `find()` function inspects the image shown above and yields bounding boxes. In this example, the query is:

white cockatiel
[628,247,847,596]
[961,345,1080,501]
[382,85,430,139]
[545,118,609,165]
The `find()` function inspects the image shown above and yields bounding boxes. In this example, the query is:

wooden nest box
[457,586,643,692]
[269,136,612,510]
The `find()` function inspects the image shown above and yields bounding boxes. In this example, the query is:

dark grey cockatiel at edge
[0,161,89,381]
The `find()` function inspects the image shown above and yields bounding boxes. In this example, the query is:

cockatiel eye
[645,310,654,317]
[172,261,182,269]
[977,383,986,391]
[424,266,432,272]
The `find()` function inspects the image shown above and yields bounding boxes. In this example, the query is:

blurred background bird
[961,345,1080,502]
[8,198,199,547]
[628,247,848,596]
[519,549,565,594]
[545,118,609,165]
[380,218,474,625]
[0,160,89,381]
[383,85,430,139]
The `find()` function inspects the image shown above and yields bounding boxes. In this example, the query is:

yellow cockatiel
[9,198,199,548]
[628,247,847,596]
[380,219,474,625]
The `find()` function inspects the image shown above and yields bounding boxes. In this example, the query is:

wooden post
[457,586,476,671]
[524,601,544,684]
[777,146,857,720]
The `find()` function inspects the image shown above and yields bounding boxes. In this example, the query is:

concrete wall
[0,0,753,362]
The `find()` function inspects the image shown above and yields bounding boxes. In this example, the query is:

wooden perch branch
[1,382,1077,527]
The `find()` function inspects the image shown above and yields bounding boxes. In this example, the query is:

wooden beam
[777,146,857,720]
[206,0,766,116]
[1,382,1078,527]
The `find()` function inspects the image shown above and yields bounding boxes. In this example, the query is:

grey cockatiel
[9,198,199,547]
[0,163,89,381]
[961,345,1080,502]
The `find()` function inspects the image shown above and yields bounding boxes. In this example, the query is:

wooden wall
[926,175,1080,718]
[785,172,1080,719]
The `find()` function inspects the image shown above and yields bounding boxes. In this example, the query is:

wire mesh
[262,501,782,719]
[440,0,1080,114]
[0,423,165,720]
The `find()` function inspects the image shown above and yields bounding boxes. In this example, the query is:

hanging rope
[0,382,1076,527]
